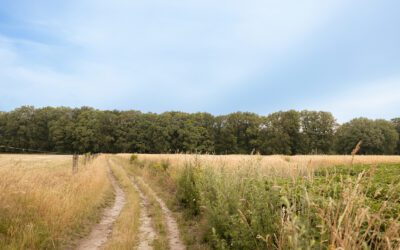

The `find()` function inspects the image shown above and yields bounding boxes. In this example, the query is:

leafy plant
[176,163,201,216]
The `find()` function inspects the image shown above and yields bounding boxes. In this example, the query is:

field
[0,154,114,249]
[1,154,400,249]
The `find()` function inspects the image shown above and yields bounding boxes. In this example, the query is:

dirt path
[76,172,126,250]
[137,177,185,250]
[130,177,157,250]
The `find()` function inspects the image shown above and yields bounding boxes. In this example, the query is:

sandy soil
[76,172,126,250]
[131,177,157,250]
[137,177,185,250]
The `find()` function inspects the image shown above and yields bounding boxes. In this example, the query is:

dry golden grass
[119,154,400,178]
[122,153,400,167]
[2,153,399,249]
[0,154,113,249]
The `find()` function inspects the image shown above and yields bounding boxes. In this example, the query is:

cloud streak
[0,0,399,121]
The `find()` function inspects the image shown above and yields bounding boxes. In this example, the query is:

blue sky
[0,0,399,122]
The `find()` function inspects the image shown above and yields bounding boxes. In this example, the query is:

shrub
[148,160,170,172]
[129,154,138,164]
[160,159,170,171]
[176,163,201,216]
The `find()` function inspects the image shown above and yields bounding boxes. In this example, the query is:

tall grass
[120,153,400,168]
[0,154,113,249]
[123,154,400,249]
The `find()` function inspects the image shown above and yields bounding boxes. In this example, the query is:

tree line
[0,106,399,155]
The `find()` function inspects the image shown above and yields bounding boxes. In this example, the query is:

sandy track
[76,172,126,250]
[131,177,157,250]
[137,177,185,250]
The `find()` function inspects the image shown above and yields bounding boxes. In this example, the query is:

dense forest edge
[0,106,399,155]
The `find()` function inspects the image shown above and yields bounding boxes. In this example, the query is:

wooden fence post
[72,154,79,174]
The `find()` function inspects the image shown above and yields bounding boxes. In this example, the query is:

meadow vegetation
[124,154,400,249]
[1,153,399,249]
[0,154,113,249]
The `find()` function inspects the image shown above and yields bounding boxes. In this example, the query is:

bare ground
[75,172,126,250]
[137,176,185,250]
[131,176,157,250]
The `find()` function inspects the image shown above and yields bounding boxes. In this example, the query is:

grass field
[123,154,400,249]
[0,154,113,249]
[1,154,400,249]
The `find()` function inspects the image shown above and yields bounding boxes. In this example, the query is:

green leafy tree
[391,118,400,154]
[259,110,301,155]
[72,107,103,153]
[32,107,63,151]
[299,111,336,154]
[156,112,215,153]
[48,108,76,153]
[0,111,6,151]
[335,118,398,154]
[144,113,170,153]
[114,111,147,152]
[1,105,397,155]
[190,112,215,153]
[375,119,399,154]
[213,115,238,154]
[214,112,261,154]
[97,111,119,152]
[3,106,36,150]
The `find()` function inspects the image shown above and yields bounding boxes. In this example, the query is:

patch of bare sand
[131,177,157,250]
[76,173,126,250]
[137,177,185,250]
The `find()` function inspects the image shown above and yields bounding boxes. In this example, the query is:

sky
[0,0,399,122]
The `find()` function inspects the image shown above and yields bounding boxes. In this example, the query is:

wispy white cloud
[0,0,399,121]
[316,77,400,122]
[1,1,345,108]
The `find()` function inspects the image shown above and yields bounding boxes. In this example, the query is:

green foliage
[335,118,399,154]
[176,163,201,216]
[214,112,261,154]
[299,110,336,154]
[150,160,170,172]
[129,154,138,164]
[0,112,6,147]
[202,175,283,249]
[392,118,400,154]
[0,106,399,155]
[159,159,170,171]
[172,162,400,249]
[259,110,301,155]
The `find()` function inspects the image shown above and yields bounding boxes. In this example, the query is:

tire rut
[76,171,126,250]
[130,176,157,250]
[137,176,185,250]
